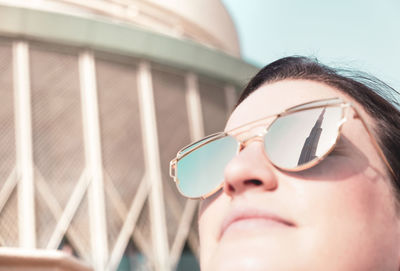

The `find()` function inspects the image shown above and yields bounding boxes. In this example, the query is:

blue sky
[221,0,400,92]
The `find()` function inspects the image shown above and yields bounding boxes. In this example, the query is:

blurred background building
[0,0,257,270]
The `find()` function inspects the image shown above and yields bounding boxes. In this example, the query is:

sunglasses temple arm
[353,108,396,179]
[170,159,177,179]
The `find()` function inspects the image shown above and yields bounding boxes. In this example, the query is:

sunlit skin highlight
[198,80,400,271]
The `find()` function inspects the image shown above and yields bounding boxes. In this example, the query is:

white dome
[1,0,241,56]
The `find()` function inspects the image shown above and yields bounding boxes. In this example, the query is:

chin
[206,254,269,271]
[203,238,292,271]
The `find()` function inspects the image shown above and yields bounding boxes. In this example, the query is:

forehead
[226,79,354,131]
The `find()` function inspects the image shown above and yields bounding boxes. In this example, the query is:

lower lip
[222,218,291,238]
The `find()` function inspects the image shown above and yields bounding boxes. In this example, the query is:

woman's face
[198,79,400,271]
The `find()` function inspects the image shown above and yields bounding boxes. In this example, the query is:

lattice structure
[0,38,238,271]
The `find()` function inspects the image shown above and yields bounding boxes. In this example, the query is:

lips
[220,207,296,239]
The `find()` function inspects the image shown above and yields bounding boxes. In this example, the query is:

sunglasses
[170,97,394,199]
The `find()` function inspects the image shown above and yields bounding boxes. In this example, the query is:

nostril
[227,183,235,193]
[244,179,263,186]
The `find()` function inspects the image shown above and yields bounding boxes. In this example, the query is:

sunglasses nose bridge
[238,132,266,150]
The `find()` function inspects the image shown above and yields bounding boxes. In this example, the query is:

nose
[223,141,278,197]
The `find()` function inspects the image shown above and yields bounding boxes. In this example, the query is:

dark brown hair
[237,56,400,200]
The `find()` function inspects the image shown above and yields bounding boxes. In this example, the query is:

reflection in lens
[176,135,237,198]
[264,107,342,170]
[297,108,326,165]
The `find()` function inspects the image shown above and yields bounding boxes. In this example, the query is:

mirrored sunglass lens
[264,107,342,170]
[176,135,237,198]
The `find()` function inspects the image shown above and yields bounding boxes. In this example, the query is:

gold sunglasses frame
[170,97,395,200]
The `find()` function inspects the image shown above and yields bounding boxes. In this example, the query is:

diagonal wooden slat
[187,229,200,260]
[103,171,153,260]
[34,167,88,258]
[131,228,153,264]
[169,199,198,269]
[107,174,150,271]
[103,170,128,217]
[46,169,90,249]
[0,167,17,214]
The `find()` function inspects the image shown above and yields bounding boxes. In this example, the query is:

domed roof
[10,0,240,56]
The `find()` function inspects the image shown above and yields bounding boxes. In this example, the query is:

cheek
[288,158,375,221]
[297,169,391,225]
[294,170,399,269]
